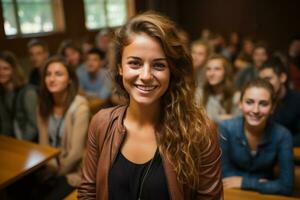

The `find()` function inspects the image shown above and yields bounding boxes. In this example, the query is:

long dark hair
[39,56,78,121]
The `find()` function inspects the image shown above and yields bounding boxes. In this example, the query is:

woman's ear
[279,73,287,85]
[239,101,243,110]
[118,64,123,76]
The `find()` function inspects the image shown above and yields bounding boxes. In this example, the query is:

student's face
[65,48,81,67]
[191,44,207,70]
[29,45,48,68]
[253,47,268,68]
[240,87,273,128]
[45,62,70,94]
[259,68,284,94]
[86,54,103,73]
[0,59,13,85]
[205,59,225,86]
[119,34,170,107]
[243,40,254,55]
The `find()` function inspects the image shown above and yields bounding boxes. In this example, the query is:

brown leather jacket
[78,105,223,200]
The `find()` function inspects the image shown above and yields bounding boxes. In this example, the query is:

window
[1,0,65,36]
[84,0,130,29]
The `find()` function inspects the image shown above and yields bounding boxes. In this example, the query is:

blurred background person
[37,56,90,199]
[197,54,241,123]
[191,39,212,88]
[220,78,294,195]
[27,39,50,89]
[0,51,38,141]
[259,58,300,146]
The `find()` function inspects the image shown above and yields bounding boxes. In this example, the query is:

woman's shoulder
[92,105,127,121]
[220,116,242,128]
[89,105,127,134]
[232,91,241,103]
[18,84,37,98]
[268,121,292,140]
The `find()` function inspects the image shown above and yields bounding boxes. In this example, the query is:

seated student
[288,36,300,91]
[219,78,294,195]
[58,39,85,72]
[191,39,212,88]
[78,48,112,102]
[27,39,49,89]
[259,58,300,146]
[0,51,38,141]
[235,43,269,90]
[37,56,90,199]
[196,54,240,123]
[234,37,255,72]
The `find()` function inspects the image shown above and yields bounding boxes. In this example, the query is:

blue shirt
[219,116,294,195]
[77,66,112,100]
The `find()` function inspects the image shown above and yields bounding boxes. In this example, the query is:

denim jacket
[219,116,294,195]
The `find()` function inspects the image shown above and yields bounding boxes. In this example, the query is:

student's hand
[222,176,242,189]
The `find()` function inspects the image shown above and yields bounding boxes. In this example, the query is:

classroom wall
[1,0,300,60]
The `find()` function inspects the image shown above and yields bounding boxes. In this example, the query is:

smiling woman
[219,78,294,195]
[78,11,223,200]
[119,33,170,107]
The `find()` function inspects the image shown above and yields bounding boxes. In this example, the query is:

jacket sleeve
[22,87,38,141]
[241,130,294,195]
[78,111,105,199]
[196,122,223,200]
[219,123,249,177]
[58,101,90,175]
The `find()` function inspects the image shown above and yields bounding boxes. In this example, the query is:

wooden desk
[225,189,299,200]
[0,135,60,189]
[294,147,300,161]
[64,190,77,200]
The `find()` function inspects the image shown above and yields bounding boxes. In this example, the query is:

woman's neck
[53,90,68,108]
[126,101,160,127]
[244,121,266,138]
[212,84,223,95]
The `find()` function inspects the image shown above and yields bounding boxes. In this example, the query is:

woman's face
[205,58,225,86]
[0,59,13,86]
[119,33,170,107]
[65,47,81,67]
[191,44,207,70]
[240,87,273,128]
[45,62,70,95]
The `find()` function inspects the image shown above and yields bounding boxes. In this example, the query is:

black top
[109,150,170,200]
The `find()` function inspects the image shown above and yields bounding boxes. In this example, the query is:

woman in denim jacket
[219,78,294,195]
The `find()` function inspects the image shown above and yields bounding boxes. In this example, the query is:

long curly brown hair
[112,11,215,189]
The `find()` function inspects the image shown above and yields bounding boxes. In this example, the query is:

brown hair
[39,56,79,121]
[240,78,275,104]
[202,54,236,113]
[27,38,49,52]
[0,51,26,89]
[112,11,214,188]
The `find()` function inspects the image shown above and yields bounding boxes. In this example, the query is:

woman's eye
[260,101,270,107]
[128,60,141,67]
[245,100,253,105]
[153,63,166,70]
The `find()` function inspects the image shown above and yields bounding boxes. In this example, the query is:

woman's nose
[140,65,152,81]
